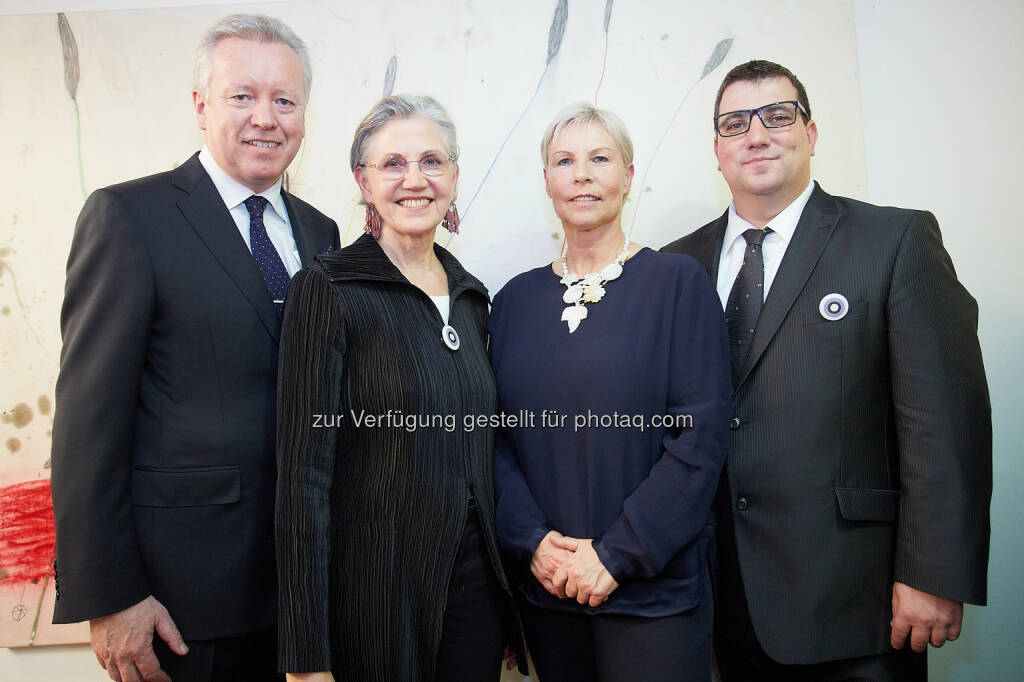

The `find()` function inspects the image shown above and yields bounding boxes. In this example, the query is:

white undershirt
[430,295,450,324]
[716,180,815,308]
[198,147,303,276]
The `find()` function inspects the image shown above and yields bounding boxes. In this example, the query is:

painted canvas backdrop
[0,0,865,648]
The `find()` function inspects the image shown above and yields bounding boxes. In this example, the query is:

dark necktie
[244,195,290,314]
[725,227,772,386]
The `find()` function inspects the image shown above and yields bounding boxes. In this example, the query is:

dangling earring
[441,202,460,234]
[364,203,382,239]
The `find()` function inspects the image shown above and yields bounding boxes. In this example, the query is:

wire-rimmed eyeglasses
[715,101,809,137]
[359,153,455,177]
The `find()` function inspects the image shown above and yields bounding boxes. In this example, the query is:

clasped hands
[531,530,619,607]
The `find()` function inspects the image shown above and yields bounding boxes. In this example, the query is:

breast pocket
[132,465,240,507]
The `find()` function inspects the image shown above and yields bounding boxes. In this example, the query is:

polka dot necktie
[244,195,290,315]
[725,227,772,386]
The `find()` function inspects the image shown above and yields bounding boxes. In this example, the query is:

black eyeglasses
[359,153,455,177]
[715,101,809,137]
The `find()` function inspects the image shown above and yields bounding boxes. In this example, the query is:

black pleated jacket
[275,234,513,680]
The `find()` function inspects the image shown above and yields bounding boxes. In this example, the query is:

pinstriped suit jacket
[662,183,990,665]
[51,152,340,639]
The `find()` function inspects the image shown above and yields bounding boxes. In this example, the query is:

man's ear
[806,119,818,157]
[193,90,207,131]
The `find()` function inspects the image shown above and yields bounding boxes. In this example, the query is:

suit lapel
[737,185,842,388]
[698,210,728,285]
[282,191,318,267]
[172,154,282,344]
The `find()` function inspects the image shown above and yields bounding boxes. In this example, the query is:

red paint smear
[0,479,56,584]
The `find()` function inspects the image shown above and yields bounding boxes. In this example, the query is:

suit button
[730,417,741,430]
[735,497,749,511]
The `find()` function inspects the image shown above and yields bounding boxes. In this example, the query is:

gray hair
[194,14,312,100]
[349,95,459,172]
[540,103,634,167]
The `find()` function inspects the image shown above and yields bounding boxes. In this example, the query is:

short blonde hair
[540,103,634,167]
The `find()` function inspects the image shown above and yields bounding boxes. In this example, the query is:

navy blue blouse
[489,247,730,616]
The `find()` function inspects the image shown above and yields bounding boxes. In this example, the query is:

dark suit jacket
[50,152,340,640]
[662,183,991,665]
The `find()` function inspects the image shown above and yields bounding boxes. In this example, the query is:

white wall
[854,1,1024,679]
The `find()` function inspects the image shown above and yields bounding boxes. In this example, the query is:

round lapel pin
[818,293,849,321]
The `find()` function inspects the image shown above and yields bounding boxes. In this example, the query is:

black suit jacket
[50,153,340,639]
[662,183,990,664]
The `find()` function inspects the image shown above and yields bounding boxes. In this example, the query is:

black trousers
[152,624,282,682]
[433,499,508,682]
[520,566,714,682]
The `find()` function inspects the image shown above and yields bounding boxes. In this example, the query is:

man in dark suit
[50,14,339,682]
[663,60,990,680]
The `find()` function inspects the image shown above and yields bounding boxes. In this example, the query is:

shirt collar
[198,146,287,221]
[724,179,815,248]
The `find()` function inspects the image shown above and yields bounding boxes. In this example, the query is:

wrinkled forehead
[366,116,448,157]
[210,37,305,91]
[719,77,799,113]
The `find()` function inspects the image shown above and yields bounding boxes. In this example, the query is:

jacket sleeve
[594,264,731,582]
[888,211,991,605]
[50,188,154,622]
[276,266,347,672]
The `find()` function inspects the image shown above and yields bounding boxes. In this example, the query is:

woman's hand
[286,672,335,682]
[562,539,619,607]
[530,530,578,598]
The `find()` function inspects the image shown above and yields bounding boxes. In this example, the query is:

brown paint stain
[6,438,20,453]
[0,566,8,580]
[1,403,33,427]
[38,395,51,416]
[1,306,10,315]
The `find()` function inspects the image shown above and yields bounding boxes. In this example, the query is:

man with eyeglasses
[663,60,990,680]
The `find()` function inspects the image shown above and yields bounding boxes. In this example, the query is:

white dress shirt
[198,147,303,276]
[716,180,815,308]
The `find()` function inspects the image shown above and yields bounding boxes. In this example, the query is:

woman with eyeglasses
[488,103,730,681]
[275,94,518,682]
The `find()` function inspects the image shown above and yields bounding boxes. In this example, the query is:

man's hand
[890,581,963,652]
[90,595,187,682]
[530,530,578,598]
[562,538,619,607]
[286,673,336,682]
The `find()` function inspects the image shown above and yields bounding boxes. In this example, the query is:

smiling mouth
[744,156,777,164]
[570,195,600,202]
[246,140,281,149]
[398,198,431,207]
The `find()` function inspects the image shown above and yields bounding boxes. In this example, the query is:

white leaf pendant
[561,305,588,333]
[600,262,623,281]
[562,284,583,304]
